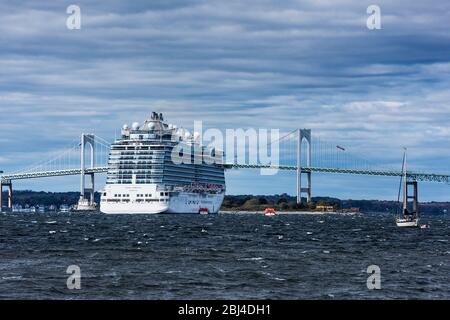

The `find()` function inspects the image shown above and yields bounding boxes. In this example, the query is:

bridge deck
[225,164,450,183]
[1,164,449,183]
[0,167,109,182]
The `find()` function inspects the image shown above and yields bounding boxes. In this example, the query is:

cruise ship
[100,112,226,214]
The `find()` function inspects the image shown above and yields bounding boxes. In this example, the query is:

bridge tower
[403,180,418,216]
[0,179,13,212]
[297,129,312,204]
[76,133,96,210]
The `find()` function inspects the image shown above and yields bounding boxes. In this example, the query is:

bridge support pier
[404,180,418,216]
[0,180,13,212]
[76,134,96,211]
[297,129,312,205]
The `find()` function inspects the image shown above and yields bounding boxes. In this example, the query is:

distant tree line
[1,190,101,207]
[221,193,450,215]
[2,191,449,215]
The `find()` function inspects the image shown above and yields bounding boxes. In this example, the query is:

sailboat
[395,149,419,227]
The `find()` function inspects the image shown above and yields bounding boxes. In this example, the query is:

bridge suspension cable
[1,131,449,185]
[1,134,111,181]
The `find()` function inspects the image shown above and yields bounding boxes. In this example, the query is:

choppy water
[0,212,449,299]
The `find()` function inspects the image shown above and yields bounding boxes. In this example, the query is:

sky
[1,0,450,201]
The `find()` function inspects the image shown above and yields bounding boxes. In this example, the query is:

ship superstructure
[100,112,225,214]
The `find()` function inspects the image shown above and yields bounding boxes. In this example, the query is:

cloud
[1,0,450,199]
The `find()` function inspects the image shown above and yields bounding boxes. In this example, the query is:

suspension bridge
[1,129,449,211]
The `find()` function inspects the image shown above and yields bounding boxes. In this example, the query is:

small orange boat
[264,208,276,216]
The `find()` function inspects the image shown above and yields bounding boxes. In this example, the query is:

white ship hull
[166,192,224,214]
[396,218,419,227]
[101,202,168,214]
[100,184,224,214]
